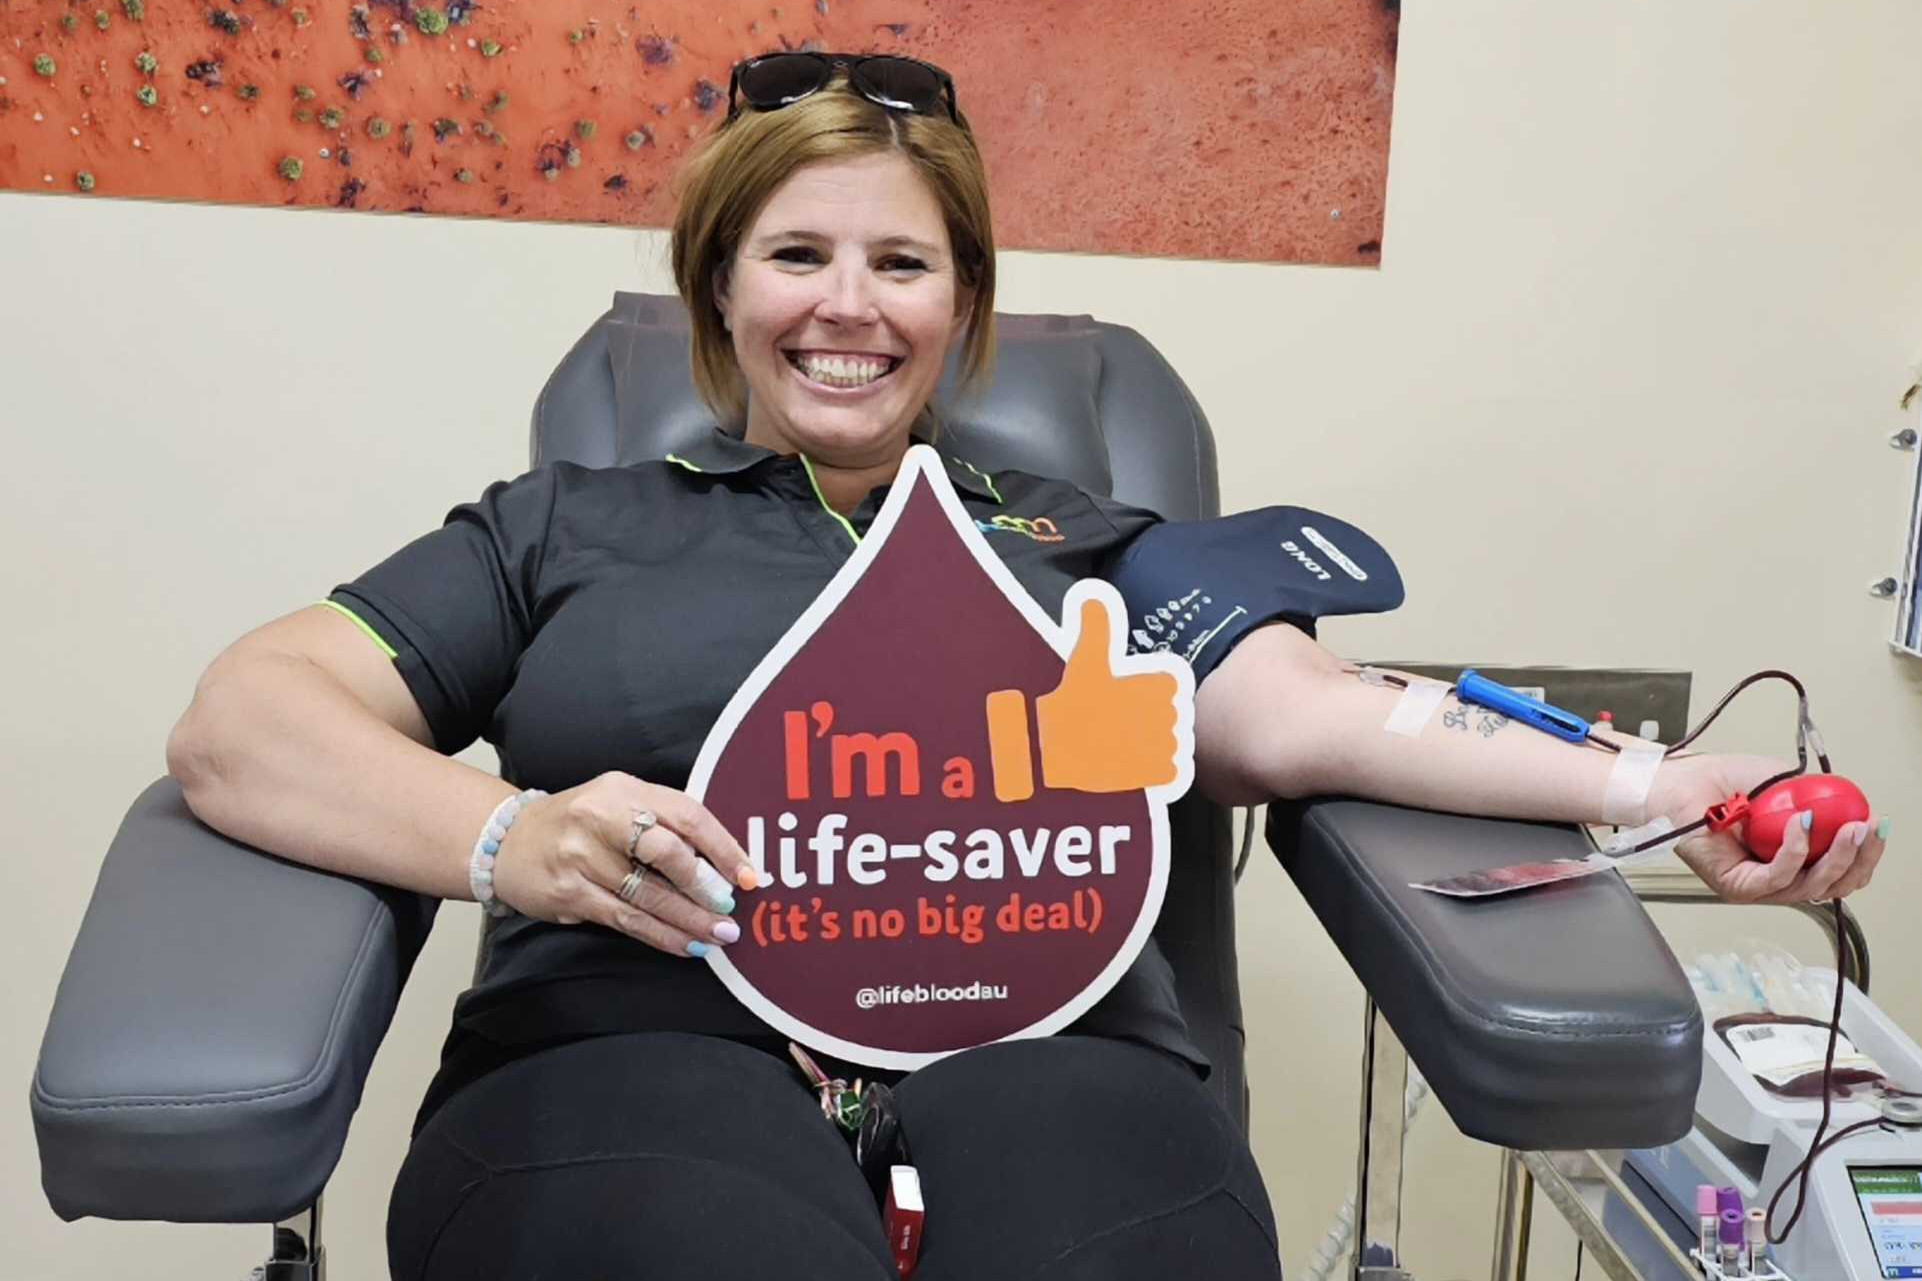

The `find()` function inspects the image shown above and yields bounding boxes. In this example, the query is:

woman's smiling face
[719,150,968,466]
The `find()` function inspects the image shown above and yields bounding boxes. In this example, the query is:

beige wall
[8,2,1922,1277]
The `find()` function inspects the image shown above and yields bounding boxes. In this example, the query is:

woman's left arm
[1191,622,1886,903]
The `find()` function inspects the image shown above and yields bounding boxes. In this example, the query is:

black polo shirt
[329,426,1215,1128]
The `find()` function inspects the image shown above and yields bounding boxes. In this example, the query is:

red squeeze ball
[1704,775,1871,863]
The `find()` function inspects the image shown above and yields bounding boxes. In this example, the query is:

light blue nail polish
[1878,817,1892,841]
[1801,811,1814,831]
[686,940,711,958]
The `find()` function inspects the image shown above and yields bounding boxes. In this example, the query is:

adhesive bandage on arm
[1602,742,1667,826]
[1381,677,1451,738]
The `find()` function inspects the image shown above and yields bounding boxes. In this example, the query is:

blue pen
[1455,670,1593,744]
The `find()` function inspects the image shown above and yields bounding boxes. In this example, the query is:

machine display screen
[1852,1167,1922,1279]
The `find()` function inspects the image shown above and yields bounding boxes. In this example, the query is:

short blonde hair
[670,74,996,426]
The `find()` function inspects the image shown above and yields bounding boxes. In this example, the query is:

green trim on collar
[953,456,1003,504]
[798,454,862,547]
[667,427,1001,503]
[659,428,773,476]
[318,599,398,659]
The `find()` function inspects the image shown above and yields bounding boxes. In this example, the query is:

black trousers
[388,1032,1280,1279]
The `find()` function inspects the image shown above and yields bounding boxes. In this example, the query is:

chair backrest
[525,292,1247,1128]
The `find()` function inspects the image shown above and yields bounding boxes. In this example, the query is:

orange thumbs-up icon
[985,587,1187,801]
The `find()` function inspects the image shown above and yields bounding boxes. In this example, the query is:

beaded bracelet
[470,788,546,918]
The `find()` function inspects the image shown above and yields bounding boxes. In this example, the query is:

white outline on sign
[690,444,1195,1069]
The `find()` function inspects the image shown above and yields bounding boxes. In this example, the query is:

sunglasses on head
[727,52,960,124]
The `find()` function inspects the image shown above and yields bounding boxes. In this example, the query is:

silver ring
[626,809,658,861]
[617,867,649,906]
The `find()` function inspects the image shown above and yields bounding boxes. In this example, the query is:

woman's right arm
[165,604,755,954]
[165,603,517,903]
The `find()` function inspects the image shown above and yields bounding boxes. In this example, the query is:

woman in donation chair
[166,51,1887,1279]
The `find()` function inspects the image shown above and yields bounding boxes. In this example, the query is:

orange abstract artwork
[0,0,1398,265]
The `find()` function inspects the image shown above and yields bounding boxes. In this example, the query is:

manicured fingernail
[737,865,764,890]
[1801,810,1814,831]
[686,940,711,958]
[714,893,737,916]
[713,919,741,944]
[1878,817,1892,841]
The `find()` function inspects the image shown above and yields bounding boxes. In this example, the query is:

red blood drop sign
[691,446,1194,1068]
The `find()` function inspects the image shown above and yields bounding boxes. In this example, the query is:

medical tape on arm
[1602,742,1667,825]
[1598,815,1679,856]
[1381,677,1451,737]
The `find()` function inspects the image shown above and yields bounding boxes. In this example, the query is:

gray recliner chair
[32,293,1703,1279]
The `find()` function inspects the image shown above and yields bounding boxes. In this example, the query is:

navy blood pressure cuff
[1106,506,1405,683]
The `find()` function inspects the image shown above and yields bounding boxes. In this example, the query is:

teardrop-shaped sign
[689,446,1195,1068]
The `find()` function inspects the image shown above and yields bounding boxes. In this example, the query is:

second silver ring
[617,866,650,906]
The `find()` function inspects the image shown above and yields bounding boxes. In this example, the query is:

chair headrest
[532,292,1218,520]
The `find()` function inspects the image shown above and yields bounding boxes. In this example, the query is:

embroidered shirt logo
[975,515,1066,543]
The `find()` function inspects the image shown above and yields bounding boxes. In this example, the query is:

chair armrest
[32,778,438,1224]
[1270,799,1703,1150]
